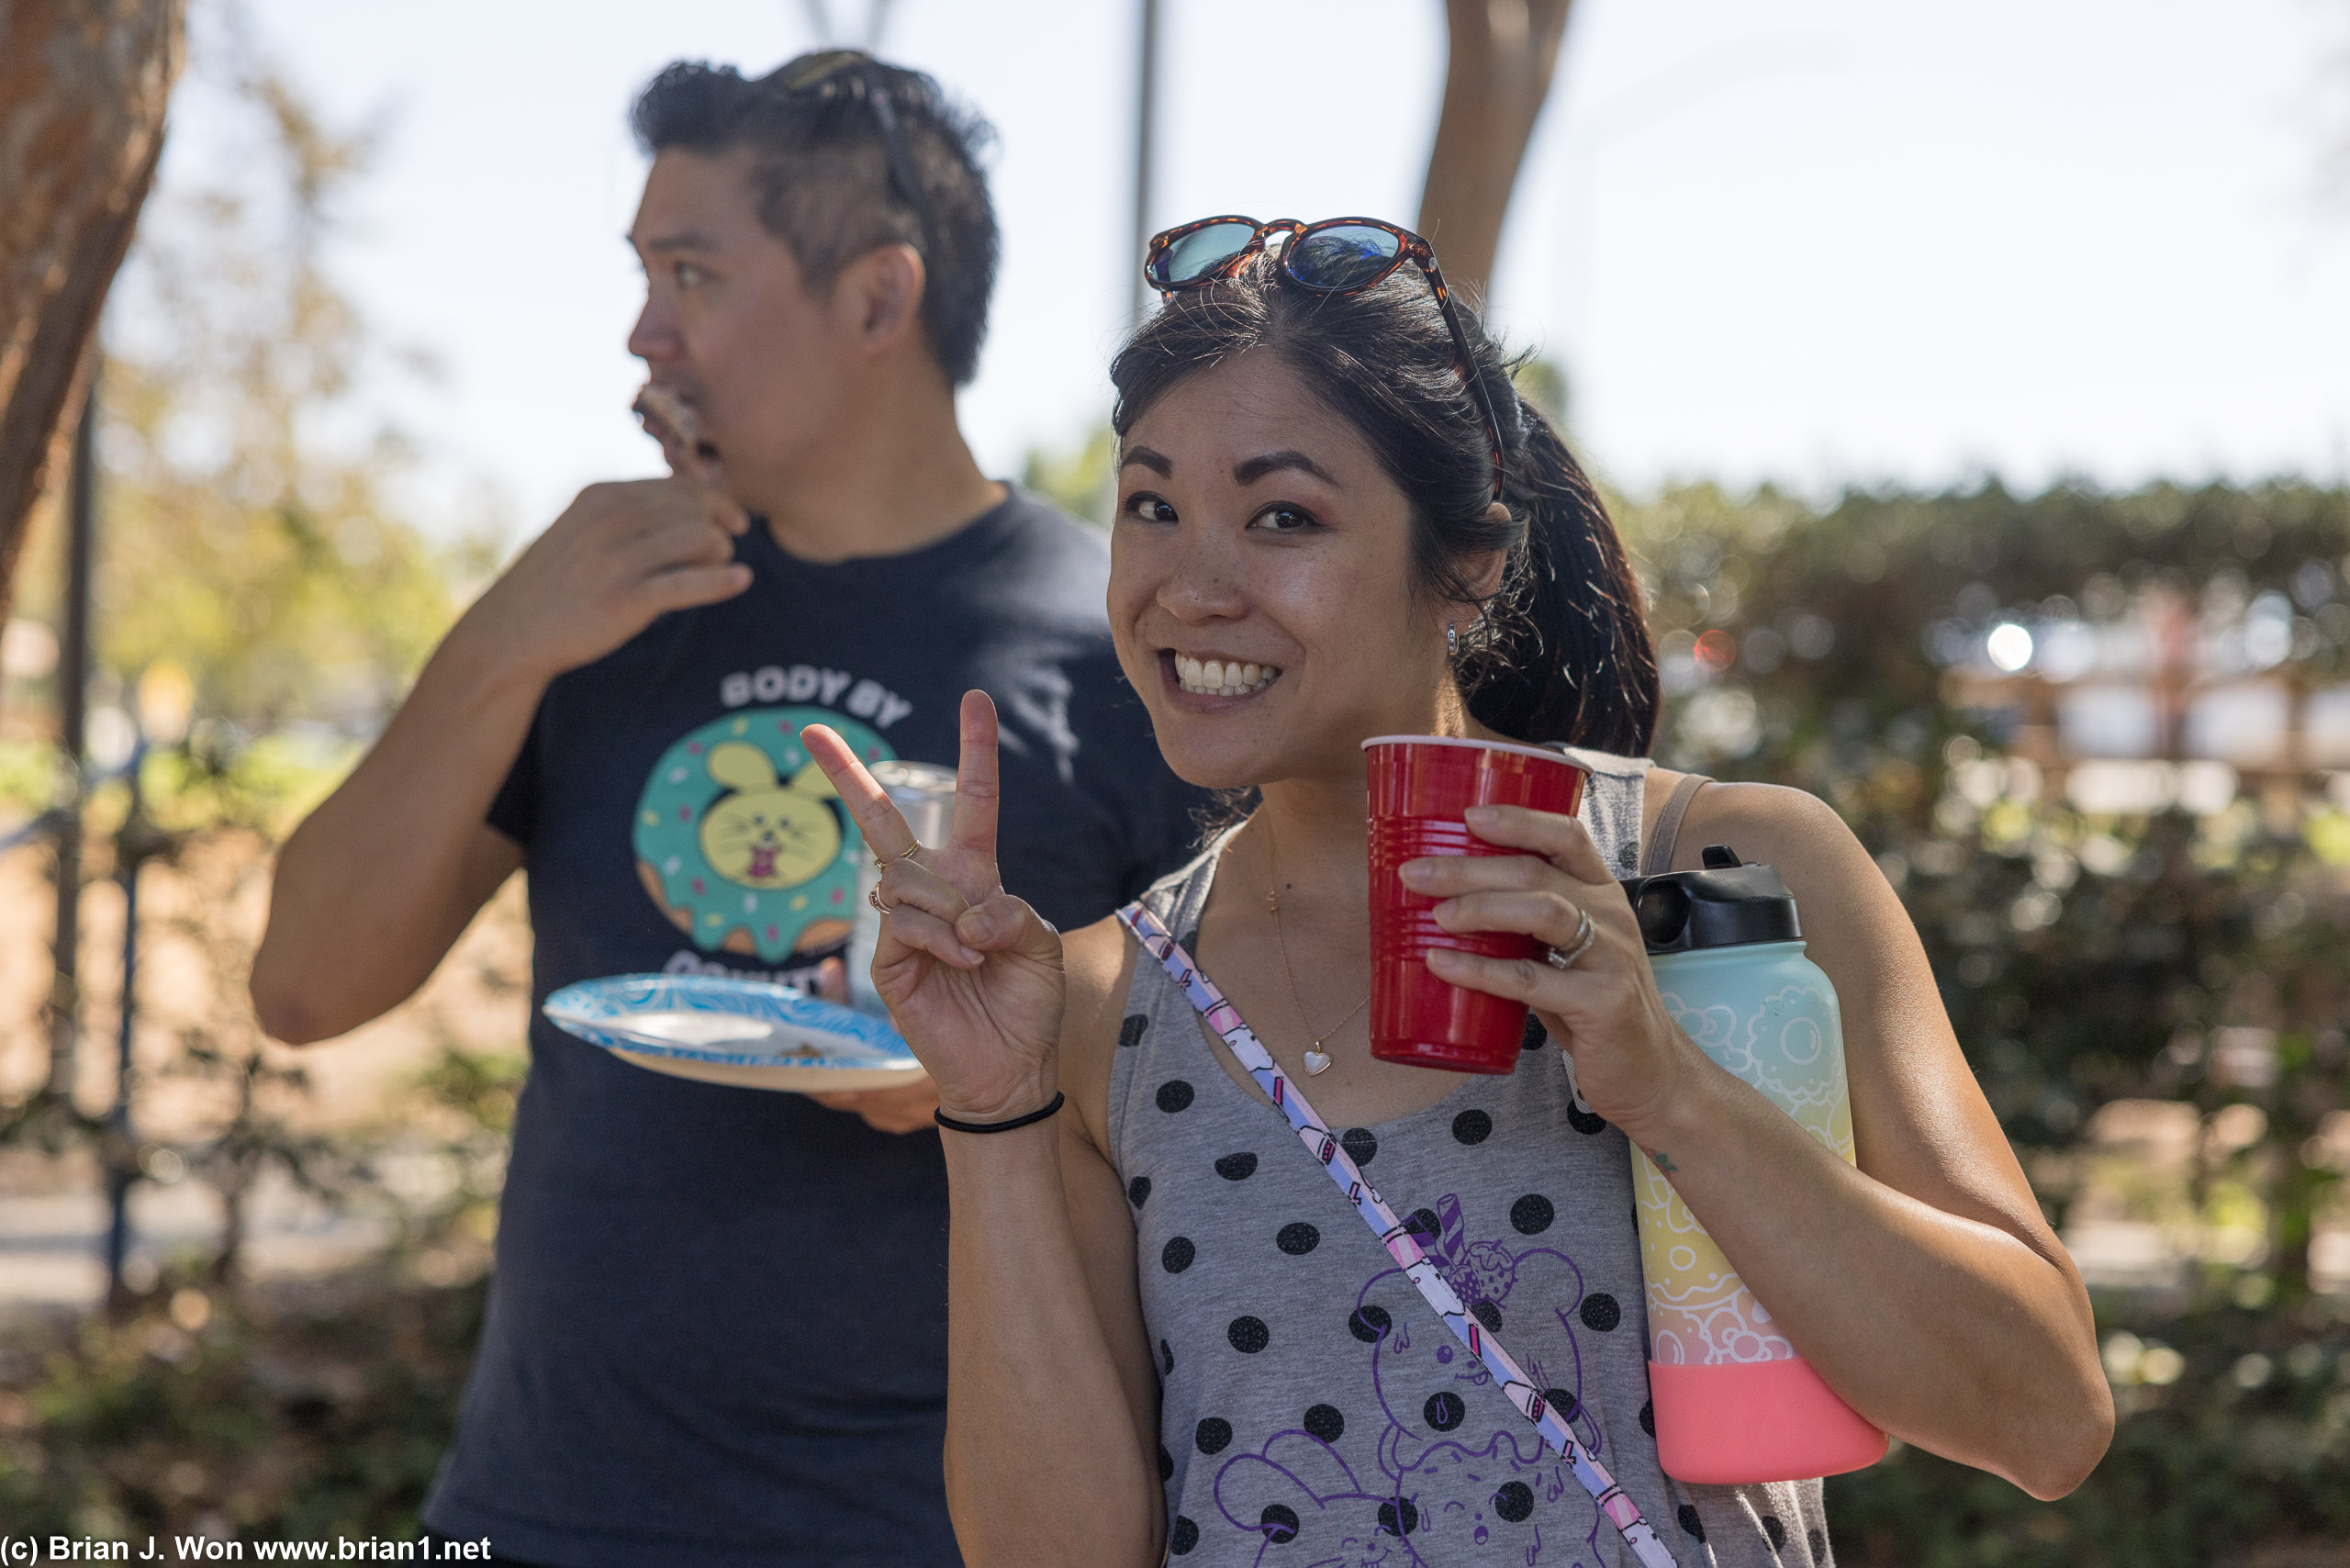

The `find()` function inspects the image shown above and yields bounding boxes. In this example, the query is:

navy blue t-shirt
[422,491,1200,1566]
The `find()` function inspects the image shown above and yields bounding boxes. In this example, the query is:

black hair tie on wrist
[934,1091,1066,1134]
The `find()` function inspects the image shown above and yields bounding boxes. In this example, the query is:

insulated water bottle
[1620,846,1888,1484]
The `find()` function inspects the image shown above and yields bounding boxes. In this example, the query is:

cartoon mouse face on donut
[698,741,844,890]
[633,709,893,964]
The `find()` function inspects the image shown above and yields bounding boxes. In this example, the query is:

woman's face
[1110,351,1488,790]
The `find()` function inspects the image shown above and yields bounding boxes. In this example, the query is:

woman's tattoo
[1648,1148,1680,1174]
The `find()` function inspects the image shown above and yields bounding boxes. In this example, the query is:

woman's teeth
[1173,654,1281,698]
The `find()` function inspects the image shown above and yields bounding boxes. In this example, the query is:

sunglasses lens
[1288,225,1402,290]
[1153,221,1259,286]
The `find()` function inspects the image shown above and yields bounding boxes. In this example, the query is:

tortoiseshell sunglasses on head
[1142,216,1505,500]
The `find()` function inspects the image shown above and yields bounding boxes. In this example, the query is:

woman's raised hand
[800,690,1067,1122]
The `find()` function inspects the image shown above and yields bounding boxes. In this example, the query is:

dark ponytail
[1110,252,1658,756]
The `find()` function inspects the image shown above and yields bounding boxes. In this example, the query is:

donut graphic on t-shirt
[632,708,896,963]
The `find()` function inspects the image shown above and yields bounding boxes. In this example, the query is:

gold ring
[867,885,895,915]
[1546,908,1597,970]
[872,843,921,873]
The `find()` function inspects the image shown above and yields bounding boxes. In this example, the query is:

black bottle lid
[1617,844,1802,954]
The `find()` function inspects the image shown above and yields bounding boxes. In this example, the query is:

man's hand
[461,477,751,683]
[806,1077,943,1135]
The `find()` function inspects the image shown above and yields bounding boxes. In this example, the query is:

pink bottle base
[1649,1355,1888,1484]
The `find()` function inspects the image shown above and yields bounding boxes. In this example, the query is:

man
[251,54,1198,1566]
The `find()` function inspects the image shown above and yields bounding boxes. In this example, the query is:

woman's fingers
[800,722,921,860]
[947,689,1002,859]
[1459,803,1616,886]
[883,900,983,969]
[1432,889,1589,948]
[955,890,1064,965]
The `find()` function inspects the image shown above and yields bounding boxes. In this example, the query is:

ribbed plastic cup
[1362,736,1588,1074]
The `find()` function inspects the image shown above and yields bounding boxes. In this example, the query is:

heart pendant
[1303,1048,1334,1077]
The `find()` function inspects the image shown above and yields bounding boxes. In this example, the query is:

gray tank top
[1108,747,1834,1567]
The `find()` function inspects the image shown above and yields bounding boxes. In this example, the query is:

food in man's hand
[632,382,726,488]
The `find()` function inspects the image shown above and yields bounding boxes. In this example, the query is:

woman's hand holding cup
[800,690,1067,1123]
[1402,803,1702,1144]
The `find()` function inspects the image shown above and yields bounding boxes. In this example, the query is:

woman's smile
[1163,649,1283,700]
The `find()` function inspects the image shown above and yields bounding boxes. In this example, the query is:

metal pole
[104,731,147,1312]
[47,369,97,1099]
[1129,0,1161,327]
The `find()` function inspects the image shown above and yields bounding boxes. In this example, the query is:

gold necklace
[1262,814,1368,1077]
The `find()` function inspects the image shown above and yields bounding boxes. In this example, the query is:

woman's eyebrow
[1233,450,1337,487]
[1120,445,1173,476]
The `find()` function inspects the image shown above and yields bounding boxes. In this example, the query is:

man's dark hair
[632,55,1000,386]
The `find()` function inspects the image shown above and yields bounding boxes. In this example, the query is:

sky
[140,0,2350,543]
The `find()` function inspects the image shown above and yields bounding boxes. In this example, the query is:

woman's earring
[1447,622,1459,657]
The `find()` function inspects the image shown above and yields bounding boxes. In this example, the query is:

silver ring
[1546,908,1596,970]
[867,885,895,914]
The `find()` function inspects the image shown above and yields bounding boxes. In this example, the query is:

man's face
[627,147,841,507]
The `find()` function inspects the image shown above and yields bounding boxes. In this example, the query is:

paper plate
[543,973,926,1092]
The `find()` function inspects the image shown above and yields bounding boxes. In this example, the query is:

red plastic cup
[1363,736,1589,1074]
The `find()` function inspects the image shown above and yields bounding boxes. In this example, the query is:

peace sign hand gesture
[800,690,1067,1123]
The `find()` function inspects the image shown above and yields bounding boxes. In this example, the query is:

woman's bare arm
[1642,780,2113,1497]
[939,916,1163,1567]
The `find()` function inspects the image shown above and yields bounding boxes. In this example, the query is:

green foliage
[1021,424,1115,528]
[7,46,495,737]
[0,1271,487,1540]
[1829,1299,2350,1567]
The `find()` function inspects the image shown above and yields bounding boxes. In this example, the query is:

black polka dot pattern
[1677,1504,1707,1540]
[1303,1403,1344,1442]
[1566,1099,1608,1135]
[1127,1176,1150,1208]
[1156,1080,1195,1113]
[1169,1516,1198,1555]
[1638,1399,1655,1437]
[1808,1527,1828,1563]
[1493,1480,1535,1522]
[1227,1316,1270,1353]
[1763,1515,1787,1551]
[1339,1126,1378,1164]
[1519,1012,1549,1051]
[1405,1207,1442,1246]
[1542,1386,1580,1423]
[1160,1339,1174,1376]
[1158,1443,1174,1481]
[1376,1498,1420,1536]
[1195,1417,1233,1455]
[1423,1391,1466,1431]
[1472,1299,1503,1333]
[1275,1222,1319,1255]
[1579,1292,1622,1332]
[1259,1504,1300,1544]
[1119,1014,1148,1048]
[1178,928,1202,957]
[1347,1305,1392,1344]
[1214,1151,1258,1181]
[1161,1237,1195,1273]
[1452,1108,1494,1144]
[1510,1193,1555,1235]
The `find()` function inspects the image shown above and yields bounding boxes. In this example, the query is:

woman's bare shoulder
[1058,913,1141,1153]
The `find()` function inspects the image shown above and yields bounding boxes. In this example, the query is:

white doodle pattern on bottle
[1638,980,1856,1366]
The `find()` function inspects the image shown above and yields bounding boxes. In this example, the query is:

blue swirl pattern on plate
[543,973,918,1070]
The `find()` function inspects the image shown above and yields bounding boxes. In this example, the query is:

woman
[804,219,2111,1567]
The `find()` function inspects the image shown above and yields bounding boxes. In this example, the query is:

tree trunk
[0,0,185,618]
[1417,0,1573,307]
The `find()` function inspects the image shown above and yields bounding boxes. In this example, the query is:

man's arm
[250,477,749,1044]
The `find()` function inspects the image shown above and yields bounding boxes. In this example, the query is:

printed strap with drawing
[1115,900,1679,1568]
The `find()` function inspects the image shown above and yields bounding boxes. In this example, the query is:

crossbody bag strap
[1641,771,1712,878]
[1114,901,1678,1568]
